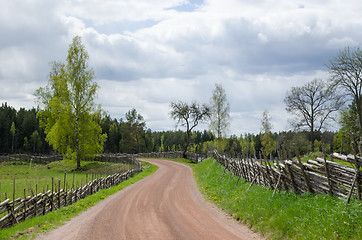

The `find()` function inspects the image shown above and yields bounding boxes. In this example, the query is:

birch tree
[209,83,230,149]
[35,36,107,169]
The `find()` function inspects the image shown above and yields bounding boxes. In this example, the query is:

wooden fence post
[323,152,333,196]
[346,171,358,206]
[353,140,361,200]
[286,162,298,194]
[51,178,54,212]
[295,149,314,194]
[272,170,283,197]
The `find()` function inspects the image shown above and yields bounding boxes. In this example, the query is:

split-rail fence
[0,157,142,229]
[209,150,362,204]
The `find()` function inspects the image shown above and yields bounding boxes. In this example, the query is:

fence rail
[0,153,139,165]
[0,156,142,229]
[209,151,361,203]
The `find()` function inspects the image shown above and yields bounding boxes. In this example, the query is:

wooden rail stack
[0,165,142,229]
[209,150,362,203]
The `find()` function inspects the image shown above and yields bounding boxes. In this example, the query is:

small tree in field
[35,36,107,169]
[260,110,276,158]
[170,101,210,160]
[209,83,230,149]
[10,122,15,153]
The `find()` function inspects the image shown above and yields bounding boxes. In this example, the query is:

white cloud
[1,0,362,134]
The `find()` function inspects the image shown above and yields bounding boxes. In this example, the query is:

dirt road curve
[37,159,264,240]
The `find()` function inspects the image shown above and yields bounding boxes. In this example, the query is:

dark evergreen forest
[0,102,336,158]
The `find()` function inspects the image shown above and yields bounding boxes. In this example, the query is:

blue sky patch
[168,0,204,12]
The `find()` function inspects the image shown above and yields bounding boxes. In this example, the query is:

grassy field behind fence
[194,158,362,240]
[0,159,131,200]
[0,161,157,239]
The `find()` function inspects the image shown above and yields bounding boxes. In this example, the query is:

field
[0,158,131,200]
[0,161,158,239]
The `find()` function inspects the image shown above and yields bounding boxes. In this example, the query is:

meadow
[0,158,131,200]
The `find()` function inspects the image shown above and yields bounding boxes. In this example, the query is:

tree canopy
[284,78,342,151]
[327,46,362,138]
[35,36,107,169]
[209,83,230,148]
[170,101,210,159]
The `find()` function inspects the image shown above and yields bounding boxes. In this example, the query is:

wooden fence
[136,151,204,162]
[0,153,139,165]
[209,151,361,204]
[0,154,63,164]
[0,161,142,229]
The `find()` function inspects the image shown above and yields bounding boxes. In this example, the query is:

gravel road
[37,159,264,240]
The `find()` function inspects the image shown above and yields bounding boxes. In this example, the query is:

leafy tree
[119,109,146,153]
[10,122,16,153]
[260,110,276,158]
[327,46,362,140]
[30,130,41,153]
[108,121,120,153]
[170,101,210,159]
[335,102,360,153]
[35,36,107,169]
[284,78,342,151]
[23,137,29,152]
[209,83,230,148]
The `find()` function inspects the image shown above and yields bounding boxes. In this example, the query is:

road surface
[37,159,264,240]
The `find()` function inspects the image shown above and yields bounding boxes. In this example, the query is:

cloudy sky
[1,0,361,135]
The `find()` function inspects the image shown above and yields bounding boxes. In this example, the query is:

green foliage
[333,131,352,154]
[209,83,230,141]
[328,46,362,136]
[0,159,129,199]
[35,36,107,169]
[285,78,342,152]
[10,122,15,153]
[334,102,360,154]
[194,158,362,240]
[261,111,276,157]
[119,109,146,153]
[170,101,211,158]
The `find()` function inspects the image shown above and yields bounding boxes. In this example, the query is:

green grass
[194,158,362,240]
[0,161,158,240]
[0,159,131,200]
[299,152,356,168]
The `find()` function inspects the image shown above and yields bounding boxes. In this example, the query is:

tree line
[0,101,336,158]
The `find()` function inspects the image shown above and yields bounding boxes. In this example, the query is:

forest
[0,101,337,158]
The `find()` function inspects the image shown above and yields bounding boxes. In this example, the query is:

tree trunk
[183,131,191,159]
[357,97,362,144]
[75,117,81,170]
[11,135,14,154]
[311,129,315,152]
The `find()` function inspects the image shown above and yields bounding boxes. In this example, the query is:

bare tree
[284,78,342,151]
[170,101,210,160]
[210,83,230,149]
[327,46,362,139]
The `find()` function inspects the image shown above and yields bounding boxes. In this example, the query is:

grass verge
[0,161,158,240]
[193,158,362,240]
